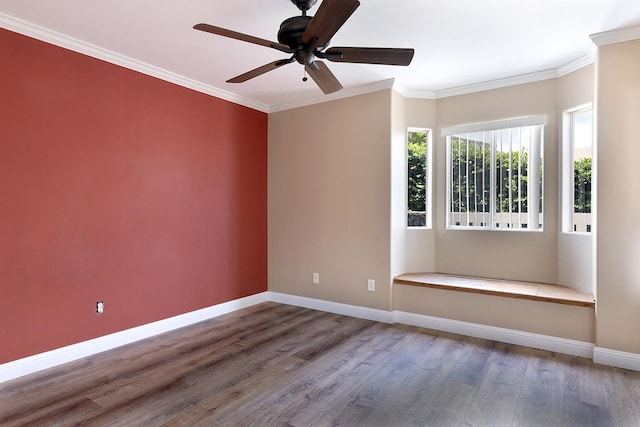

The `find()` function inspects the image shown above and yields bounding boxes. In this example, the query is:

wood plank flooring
[1,302,639,426]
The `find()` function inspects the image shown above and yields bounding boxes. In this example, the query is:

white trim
[590,25,640,47]
[441,114,547,137]
[406,127,433,229]
[0,10,392,114]
[435,69,559,99]
[268,79,396,113]
[393,310,594,358]
[267,292,394,324]
[1,11,601,112]
[557,49,596,77]
[0,12,269,113]
[395,56,596,100]
[265,293,595,360]
[394,85,437,100]
[593,347,640,371]
[0,292,269,383]
[5,291,640,384]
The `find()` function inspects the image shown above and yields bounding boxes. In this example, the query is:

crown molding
[434,68,559,99]
[412,50,595,101]
[268,78,395,113]
[557,48,596,77]
[395,86,437,100]
[392,80,437,99]
[0,12,393,113]
[1,10,605,111]
[0,12,270,113]
[590,25,640,47]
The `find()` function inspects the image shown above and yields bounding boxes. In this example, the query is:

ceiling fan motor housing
[277,15,314,50]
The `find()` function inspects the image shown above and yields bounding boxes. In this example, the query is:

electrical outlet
[313,272,320,284]
[96,301,104,314]
[368,279,375,292]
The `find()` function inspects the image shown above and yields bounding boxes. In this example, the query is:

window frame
[442,116,546,232]
[406,127,432,229]
[562,104,593,234]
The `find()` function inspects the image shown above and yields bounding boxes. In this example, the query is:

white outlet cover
[368,279,375,291]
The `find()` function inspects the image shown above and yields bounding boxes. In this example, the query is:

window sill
[446,227,544,233]
[393,273,595,308]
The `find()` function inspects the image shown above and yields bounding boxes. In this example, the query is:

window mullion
[482,132,487,227]
[481,133,485,226]
[466,135,470,227]
[570,115,576,231]
[490,132,496,229]
[507,129,513,227]
[517,130,522,228]
[529,125,542,229]
[458,138,462,226]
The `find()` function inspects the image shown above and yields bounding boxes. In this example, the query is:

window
[407,128,431,228]
[563,106,593,233]
[443,116,545,231]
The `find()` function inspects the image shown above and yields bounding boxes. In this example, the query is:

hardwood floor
[1,302,639,426]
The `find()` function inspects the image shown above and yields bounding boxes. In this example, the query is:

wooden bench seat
[393,273,595,308]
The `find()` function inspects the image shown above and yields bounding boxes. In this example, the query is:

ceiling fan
[194,0,415,94]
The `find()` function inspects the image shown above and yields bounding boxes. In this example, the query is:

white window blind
[445,116,545,231]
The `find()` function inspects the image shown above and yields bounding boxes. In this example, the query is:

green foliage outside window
[408,131,427,213]
[574,157,591,213]
[449,138,533,214]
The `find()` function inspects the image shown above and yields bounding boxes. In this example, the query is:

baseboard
[593,347,640,371]
[5,291,639,383]
[393,310,595,359]
[269,296,640,371]
[0,292,269,383]
[267,292,394,324]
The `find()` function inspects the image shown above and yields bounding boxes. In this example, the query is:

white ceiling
[1,0,640,111]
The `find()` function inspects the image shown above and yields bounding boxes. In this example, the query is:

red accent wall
[0,28,268,364]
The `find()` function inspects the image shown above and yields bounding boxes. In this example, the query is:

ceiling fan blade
[325,47,415,66]
[302,0,360,48]
[194,23,292,53]
[227,58,295,83]
[305,61,343,94]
